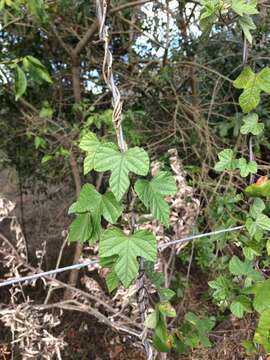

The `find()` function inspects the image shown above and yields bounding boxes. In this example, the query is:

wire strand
[0,225,244,288]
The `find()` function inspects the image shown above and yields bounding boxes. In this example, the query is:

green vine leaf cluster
[68,131,177,290]
[233,66,270,113]
[200,0,258,42]
[214,149,257,177]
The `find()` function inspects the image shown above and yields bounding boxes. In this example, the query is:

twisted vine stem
[95,1,152,358]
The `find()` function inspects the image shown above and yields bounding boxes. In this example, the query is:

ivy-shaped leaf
[237,158,257,177]
[94,144,150,200]
[240,113,264,135]
[134,171,176,226]
[68,184,123,245]
[69,184,123,225]
[229,256,262,281]
[14,65,27,101]
[99,228,157,287]
[79,132,101,174]
[214,149,237,172]
[233,66,270,112]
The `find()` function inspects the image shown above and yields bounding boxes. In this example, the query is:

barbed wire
[0,225,245,289]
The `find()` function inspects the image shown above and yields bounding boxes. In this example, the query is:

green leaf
[145,310,158,329]
[99,228,157,287]
[184,312,215,347]
[69,184,122,224]
[39,102,53,118]
[239,15,256,44]
[26,56,52,83]
[28,0,47,21]
[68,184,123,245]
[208,275,232,301]
[233,66,254,89]
[233,66,270,112]
[240,113,264,136]
[158,302,176,318]
[105,270,120,293]
[14,65,27,101]
[95,144,150,200]
[257,67,270,94]
[230,296,251,318]
[250,198,265,219]
[239,86,261,113]
[237,158,257,177]
[245,176,270,198]
[134,171,176,226]
[101,192,123,224]
[79,132,101,174]
[256,213,270,231]
[214,149,237,172]
[232,0,258,16]
[159,288,176,301]
[266,239,270,256]
[247,280,270,313]
[68,213,92,243]
[229,256,262,281]
[254,309,270,353]
[68,184,101,214]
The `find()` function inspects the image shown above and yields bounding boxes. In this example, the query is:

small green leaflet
[231,0,258,16]
[94,144,150,200]
[69,184,123,224]
[240,113,264,136]
[134,171,176,227]
[250,198,265,219]
[237,158,257,177]
[239,15,256,44]
[245,279,270,313]
[208,275,232,301]
[68,184,123,244]
[214,149,237,172]
[79,132,101,174]
[230,295,251,318]
[184,312,216,348]
[99,228,157,287]
[229,256,262,281]
[14,65,27,100]
[246,213,270,237]
[233,66,270,112]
